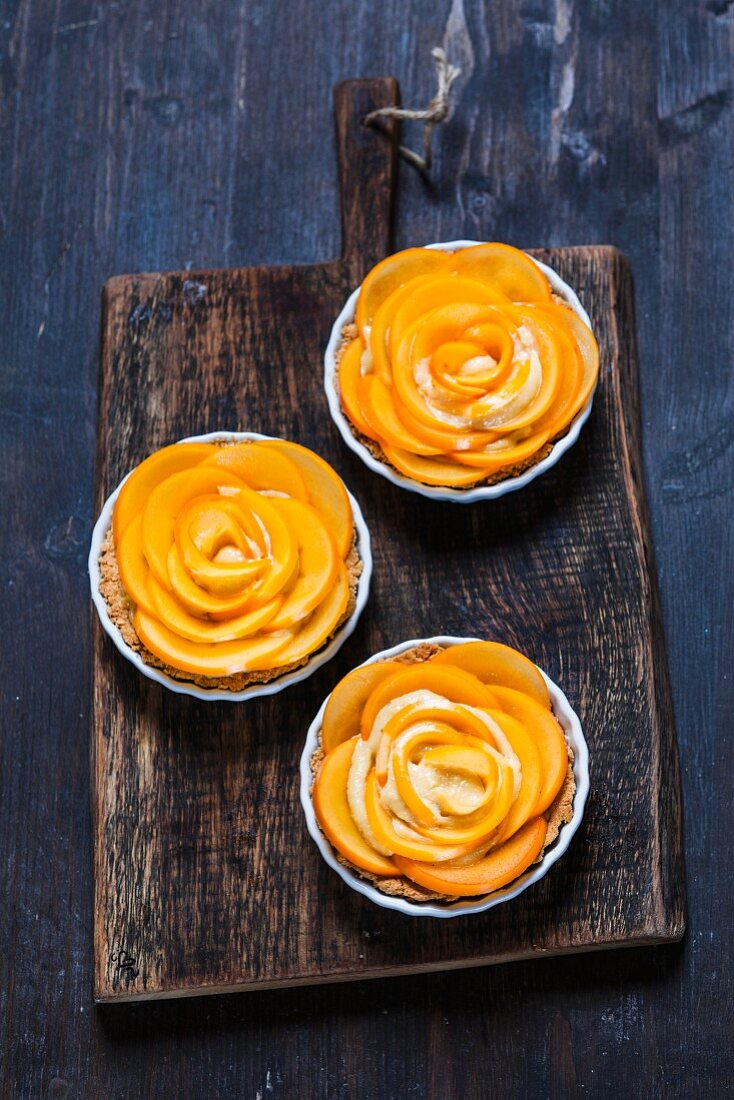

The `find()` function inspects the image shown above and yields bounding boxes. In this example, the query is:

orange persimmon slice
[321,660,401,752]
[261,497,339,631]
[267,562,349,666]
[140,468,248,588]
[146,576,282,643]
[358,374,443,456]
[355,247,450,334]
[386,275,508,363]
[313,738,399,876]
[431,641,550,708]
[338,338,379,440]
[449,430,550,471]
[381,446,494,486]
[393,814,547,896]
[166,544,260,619]
[360,664,499,739]
[490,686,569,815]
[116,515,156,615]
[202,441,308,500]
[390,400,498,453]
[113,442,217,542]
[364,770,472,862]
[133,609,292,676]
[450,243,552,303]
[258,440,353,558]
[486,711,543,844]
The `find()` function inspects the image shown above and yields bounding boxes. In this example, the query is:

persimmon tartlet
[305,639,581,908]
[327,241,599,498]
[93,433,370,695]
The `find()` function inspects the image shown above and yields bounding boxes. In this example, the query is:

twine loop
[364,47,461,172]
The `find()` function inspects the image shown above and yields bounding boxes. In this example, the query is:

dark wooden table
[2,2,731,1096]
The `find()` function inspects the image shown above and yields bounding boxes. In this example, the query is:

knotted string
[363,47,461,173]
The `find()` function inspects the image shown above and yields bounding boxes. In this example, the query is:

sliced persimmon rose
[337,242,599,488]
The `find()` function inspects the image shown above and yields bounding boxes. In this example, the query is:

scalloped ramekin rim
[323,240,597,503]
[300,634,589,917]
[88,430,373,702]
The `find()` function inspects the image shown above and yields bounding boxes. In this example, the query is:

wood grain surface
[2,0,730,1095]
[91,79,683,1003]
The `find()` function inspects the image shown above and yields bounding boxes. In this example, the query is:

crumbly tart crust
[334,290,583,490]
[97,446,363,691]
[310,643,577,904]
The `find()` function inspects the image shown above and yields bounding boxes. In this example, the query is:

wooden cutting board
[91,77,685,1002]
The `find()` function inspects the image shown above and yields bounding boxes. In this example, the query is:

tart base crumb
[310,643,578,904]
[98,453,364,691]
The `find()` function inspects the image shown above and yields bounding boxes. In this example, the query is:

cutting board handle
[333,77,399,283]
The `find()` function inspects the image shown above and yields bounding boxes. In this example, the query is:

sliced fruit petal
[268,562,350,667]
[202,441,308,500]
[313,738,399,876]
[116,515,156,614]
[355,247,450,334]
[261,497,339,631]
[147,575,282,643]
[338,338,379,440]
[450,243,552,303]
[258,440,353,558]
[361,664,499,740]
[322,660,401,752]
[393,815,547,896]
[133,609,292,676]
[486,711,543,843]
[113,442,217,542]
[431,641,550,708]
[490,686,569,815]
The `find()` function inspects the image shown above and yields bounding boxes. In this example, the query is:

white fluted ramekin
[300,635,589,917]
[89,431,372,702]
[324,240,596,503]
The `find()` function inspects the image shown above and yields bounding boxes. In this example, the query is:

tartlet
[325,241,600,502]
[90,432,372,700]
[302,637,588,916]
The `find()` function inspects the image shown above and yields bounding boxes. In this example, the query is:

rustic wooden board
[92,77,685,1003]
